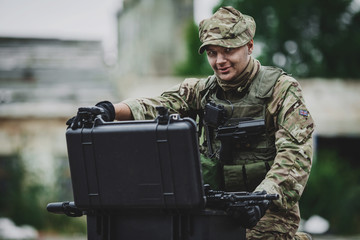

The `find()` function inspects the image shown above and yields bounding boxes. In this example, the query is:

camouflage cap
[198,6,256,54]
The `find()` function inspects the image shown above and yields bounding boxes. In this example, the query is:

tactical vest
[200,66,283,192]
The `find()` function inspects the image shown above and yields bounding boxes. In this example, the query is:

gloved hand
[227,191,270,229]
[94,101,116,121]
[66,101,115,130]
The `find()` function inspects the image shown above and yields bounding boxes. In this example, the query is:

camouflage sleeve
[255,75,314,211]
[121,77,208,120]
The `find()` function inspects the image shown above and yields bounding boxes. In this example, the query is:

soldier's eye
[225,48,232,53]
[207,50,216,56]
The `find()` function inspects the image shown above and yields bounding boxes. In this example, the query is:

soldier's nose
[216,54,227,64]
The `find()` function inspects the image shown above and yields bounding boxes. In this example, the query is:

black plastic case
[66,114,205,210]
[86,210,245,240]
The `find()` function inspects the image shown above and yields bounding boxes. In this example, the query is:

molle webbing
[201,66,283,191]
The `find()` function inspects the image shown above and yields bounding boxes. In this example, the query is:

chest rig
[200,66,283,192]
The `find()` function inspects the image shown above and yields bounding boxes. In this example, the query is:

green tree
[0,154,86,234]
[300,147,360,234]
[214,0,360,78]
[176,0,360,78]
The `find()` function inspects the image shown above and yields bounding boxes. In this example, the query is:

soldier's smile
[218,66,231,74]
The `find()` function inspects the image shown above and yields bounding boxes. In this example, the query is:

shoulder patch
[299,109,309,117]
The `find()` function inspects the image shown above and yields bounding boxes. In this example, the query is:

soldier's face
[206,41,253,81]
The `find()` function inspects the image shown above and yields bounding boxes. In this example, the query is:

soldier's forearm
[114,102,134,121]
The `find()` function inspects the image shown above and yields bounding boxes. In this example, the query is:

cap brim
[198,37,250,54]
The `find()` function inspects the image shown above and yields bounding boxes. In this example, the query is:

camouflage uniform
[122,6,314,240]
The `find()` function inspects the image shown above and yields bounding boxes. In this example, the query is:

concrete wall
[300,79,360,137]
[115,76,360,137]
[116,0,193,78]
[0,37,118,203]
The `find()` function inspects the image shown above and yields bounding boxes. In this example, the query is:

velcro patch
[299,109,309,117]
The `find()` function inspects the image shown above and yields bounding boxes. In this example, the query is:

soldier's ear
[247,40,254,55]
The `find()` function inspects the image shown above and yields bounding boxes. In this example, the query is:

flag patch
[299,109,309,117]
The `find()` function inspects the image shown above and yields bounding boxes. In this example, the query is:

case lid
[66,113,205,211]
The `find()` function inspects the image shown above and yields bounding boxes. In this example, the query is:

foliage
[216,0,360,78]
[0,154,27,222]
[300,147,360,234]
[174,20,213,77]
[0,154,46,228]
[177,0,360,78]
[0,154,86,234]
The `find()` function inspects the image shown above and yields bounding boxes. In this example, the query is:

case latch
[156,106,169,124]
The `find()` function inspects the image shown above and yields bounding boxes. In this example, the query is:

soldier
[69,6,314,240]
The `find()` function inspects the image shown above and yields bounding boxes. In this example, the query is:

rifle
[204,184,279,211]
[216,119,265,141]
[47,185,279,217]
[216,118,265,165]
[203,101,265,158]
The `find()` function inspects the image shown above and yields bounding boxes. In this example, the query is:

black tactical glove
[227,191,270,229]
[66,101,115,130]
[94,101,116,121]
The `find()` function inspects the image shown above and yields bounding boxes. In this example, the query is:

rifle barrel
[233,193,279,201]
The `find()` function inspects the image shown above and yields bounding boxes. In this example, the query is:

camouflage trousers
[246,230,312,240]
[246,203,311,239]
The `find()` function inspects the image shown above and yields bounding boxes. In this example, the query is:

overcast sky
[0,0,219,55]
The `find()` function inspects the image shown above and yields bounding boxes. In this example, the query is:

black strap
[265,161,271,172]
